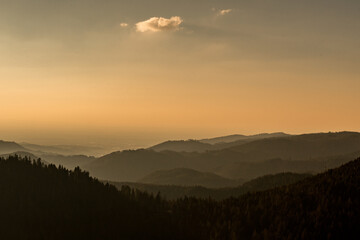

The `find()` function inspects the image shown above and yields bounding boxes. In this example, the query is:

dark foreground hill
[0,155,359,239]
[0,155,172,240]
[181,158,360,239]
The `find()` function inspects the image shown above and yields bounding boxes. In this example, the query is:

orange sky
[1,0,359,147]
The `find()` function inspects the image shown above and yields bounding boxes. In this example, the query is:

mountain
[200,132,290,145]
[111,172,311,200]
[149,133,291,153]
[0,140,27,154]
[139,168,244,188]
[149,140,213,153]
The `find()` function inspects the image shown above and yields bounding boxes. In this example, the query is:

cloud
[120,23,128,27]
[136,16,183,33]
[217,9,232,16]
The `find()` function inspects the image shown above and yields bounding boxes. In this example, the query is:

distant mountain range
[226,132,360,161]
[84,131,360,182]
[2,131,360,186]
[150,132,290,153]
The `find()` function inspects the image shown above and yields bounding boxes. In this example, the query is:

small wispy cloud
[136,16,183,33]
[120,23,128,28]
[217,9,232,16]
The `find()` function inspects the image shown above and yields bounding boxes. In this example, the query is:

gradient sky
[1,0,360,147]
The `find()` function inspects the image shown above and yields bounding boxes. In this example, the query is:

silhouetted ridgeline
[0,155,359,239]
[148,133,291,153]
[150,140,213,153]
[199,132,290,145]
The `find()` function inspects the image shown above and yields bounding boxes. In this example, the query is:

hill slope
[139,168,244,188]
[193,158,360,239]
[0,140,27,154]
[0,155,173,239]
[0,155,359,239]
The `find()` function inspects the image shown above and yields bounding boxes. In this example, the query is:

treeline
[0,155,359,239]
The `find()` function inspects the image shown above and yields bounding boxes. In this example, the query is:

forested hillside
[0,155,359,239]
[0,155,171,239]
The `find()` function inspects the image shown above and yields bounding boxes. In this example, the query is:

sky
[1,0,360,148]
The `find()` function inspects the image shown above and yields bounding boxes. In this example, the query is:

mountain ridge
[149,140,212,153]
[200,132,290,145]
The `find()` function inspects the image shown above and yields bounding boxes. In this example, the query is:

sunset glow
[1,0,359,147]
